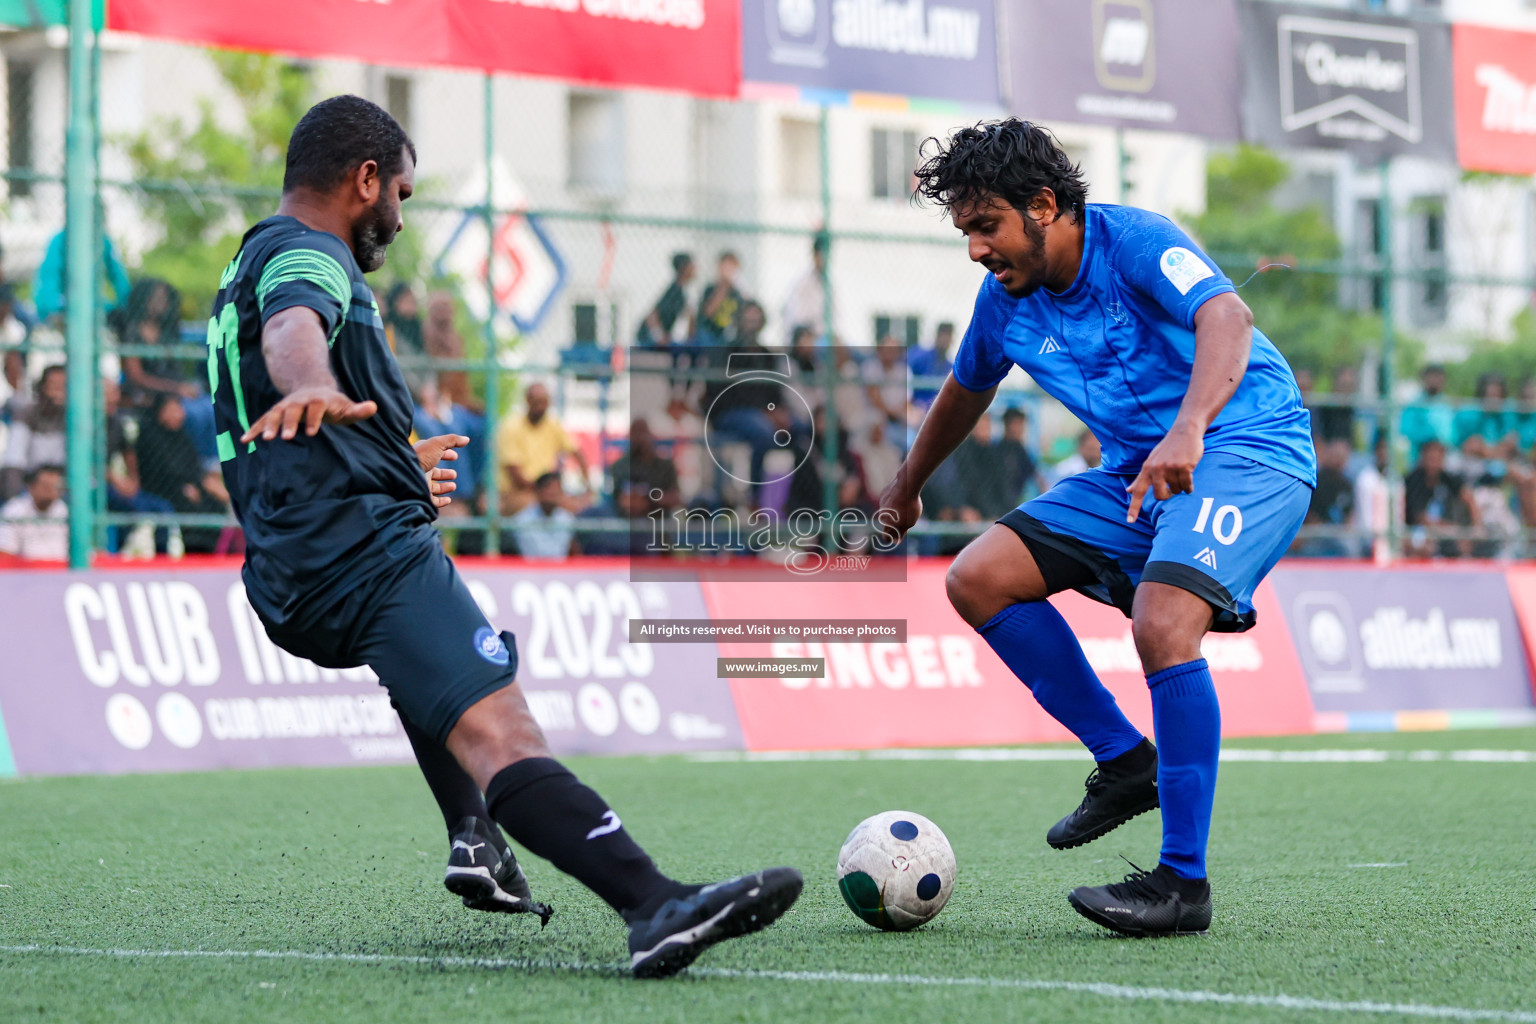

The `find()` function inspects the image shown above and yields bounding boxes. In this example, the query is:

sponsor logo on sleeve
[1159,247,1214,295]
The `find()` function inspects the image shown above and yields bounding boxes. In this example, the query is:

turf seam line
[1,944,1532,1022]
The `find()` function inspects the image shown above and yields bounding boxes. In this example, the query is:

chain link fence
[1,43,1534,566]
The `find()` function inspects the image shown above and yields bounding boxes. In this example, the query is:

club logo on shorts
[473,626,511,666]
[1193,546,1219,569]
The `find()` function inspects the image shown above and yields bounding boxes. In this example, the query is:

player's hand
[1126,423,1203,524]
[875,473,923,546]
[415,434,469,509]
[241,387,378,443]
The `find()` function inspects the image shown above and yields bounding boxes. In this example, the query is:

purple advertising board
[741,0,1001,104]
[0,566,743,777]
[1005,0,1242,139]
[1268,567,1535,714]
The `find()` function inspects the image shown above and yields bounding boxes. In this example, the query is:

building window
[1413,196,1447,326]
[7,62,35,199]
[567,91,625,195]
[870,128,917,200]
[779,116,820,199]
[572,302,600,346]
[873,314,920,347]
[384,74,413,138]
[1355,197,1386,313]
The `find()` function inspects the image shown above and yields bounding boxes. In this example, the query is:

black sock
[398,712,506,854]
[1101,736,1157,773]
[485,757,687,919]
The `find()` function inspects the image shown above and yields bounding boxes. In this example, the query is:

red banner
[107,0,740,97]
[1453,22,1536,175]
[703,564,1313,751]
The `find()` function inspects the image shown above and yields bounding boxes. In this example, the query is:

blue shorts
[999,453,1311,632]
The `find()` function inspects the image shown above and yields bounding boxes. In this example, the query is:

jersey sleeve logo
[1159,246,1215,296]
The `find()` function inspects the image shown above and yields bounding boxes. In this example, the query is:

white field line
[0,944,1532,1022]
[688,748,1536,764]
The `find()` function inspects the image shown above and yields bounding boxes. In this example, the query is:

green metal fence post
[64,0,98,568]
[481,73,502,553]
[1379,159,1398,563]
[818,104,839,526]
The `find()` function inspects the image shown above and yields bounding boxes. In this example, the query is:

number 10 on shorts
[1191,497,1243,545]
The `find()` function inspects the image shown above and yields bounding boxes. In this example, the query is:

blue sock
[978,602,1144,762]
[1147,659,1221,880]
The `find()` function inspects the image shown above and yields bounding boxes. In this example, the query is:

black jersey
[208,215,435,634]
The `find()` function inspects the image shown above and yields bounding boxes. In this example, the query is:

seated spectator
[850,417,901,508]
[636,252,696,347]
[103,379,175,554]
[510,472,578,559]
[114,278,193,409]
[1296,438,1355,557]
[697,251,744,343]
[1454,372,1519,463]
[1,348,29,427]
[996,407,1046,506]
[647,391,706,505]
[949,415,1008,522]
[1049,428,1102,484]
[1404,439,1478,559]
[32,228,131,322]
[1469,461,1520,559]
[1316,363,1359,446]
[495,381,590,515]
[907,322,955,411]
[863,334,909,433]
[423,291,482,413]
[136,393,231,554]
[609,418,681,513]
[2,363,66,500]
[1352,433,1392,559]
[0,464,67,561]
[698,306,788,503]
[414,380,486,513]
[1399,364,1455,461]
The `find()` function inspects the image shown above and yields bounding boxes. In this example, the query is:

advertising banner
[1238,1,1455,160]
[1267,566,1534,714]
[1005,0,1241,138]
[0,565,741,776]
[740,0,999,103]
[703,564,1311,750]
[1452,22,1536,176]
[108,0,741,98]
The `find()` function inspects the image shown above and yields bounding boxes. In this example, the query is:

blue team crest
[473,627,510,666]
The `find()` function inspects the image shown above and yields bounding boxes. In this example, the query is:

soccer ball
[836,811,956,931]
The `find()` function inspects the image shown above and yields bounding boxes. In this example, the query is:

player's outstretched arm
[241,306,378,443]
[877,373,996,542]
[1125,292,1253,523]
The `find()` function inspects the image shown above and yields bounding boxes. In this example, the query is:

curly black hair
[284,95,416,194]
[913,119,1087,221]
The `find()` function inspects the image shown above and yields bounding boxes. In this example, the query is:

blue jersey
[952,204,1316,487]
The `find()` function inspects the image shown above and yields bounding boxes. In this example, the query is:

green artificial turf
[2,728,1534,1023]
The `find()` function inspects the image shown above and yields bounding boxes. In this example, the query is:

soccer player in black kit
[209,95,801,978]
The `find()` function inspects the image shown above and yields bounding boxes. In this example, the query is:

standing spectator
[1404,438,1478,558]
[907,322,955,411]
[423,291,481,413]
[136,393,231,554]
[1,346,28,427]
[1352,433,1392,559]
[698,305,784,501]
[115,278,192,408]
[511,472,578,559]
[2,363,66,500]
[1399,364,1455,461]
[1049,428,1102,484]
[384,282,428,393]
[31,228,131,322]
[996,406,1046,504]
[781,232,830,342]
[413,379,486,514]
[697,251,743,343]
[637,252,697,347]
[496,381,590,514]
[0,464,67,561]
[1297,438,1356,557]
[1316,363,1359,446]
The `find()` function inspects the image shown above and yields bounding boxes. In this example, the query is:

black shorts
[259,544,517,744]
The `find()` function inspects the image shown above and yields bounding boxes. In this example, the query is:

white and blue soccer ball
[837,810,956,931]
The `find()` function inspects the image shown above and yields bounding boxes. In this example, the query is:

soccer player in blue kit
[211,96,800,977]
[878,120,1315,935]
